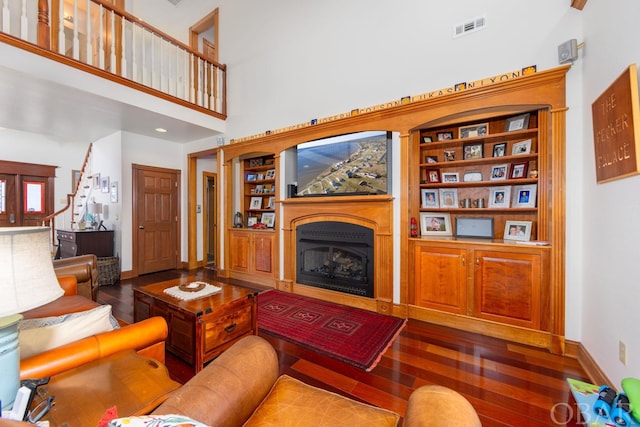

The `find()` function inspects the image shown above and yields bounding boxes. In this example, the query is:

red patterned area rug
[258,290,406,371]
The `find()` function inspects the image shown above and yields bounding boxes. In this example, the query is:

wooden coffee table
[32,350,180,427]
[134,276,258,372]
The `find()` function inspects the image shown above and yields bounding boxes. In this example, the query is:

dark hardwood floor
[98,268,590,427]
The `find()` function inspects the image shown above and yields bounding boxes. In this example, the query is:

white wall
[580,0,640,388]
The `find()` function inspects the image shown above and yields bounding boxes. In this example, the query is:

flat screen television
[295,130,392,197]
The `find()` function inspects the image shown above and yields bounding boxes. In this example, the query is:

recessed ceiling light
[155,127,167,133]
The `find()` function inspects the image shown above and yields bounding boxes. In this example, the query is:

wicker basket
[97,256,120,286]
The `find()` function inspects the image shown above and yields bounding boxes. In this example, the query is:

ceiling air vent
[167,0,183,5]
[453,15,487,38]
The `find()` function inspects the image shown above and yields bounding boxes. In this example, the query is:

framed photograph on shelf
[254,185,264,194]
[425,155,438,164]
[512,139,533,155]
[504,113,530,132]
[504,220,533,241]
[439,188,458,208]
[463,142,484,160]
[422,136,433,143]
[419,212,452,236]
[436,131,454,141]
[510,162,529,179]
[247,216,258,227]
[246,173,257,181]
[489,186,511,208]
[512,184,537,208]
[492,142,507,157]
[265,169,276,179]
[261,212,276,228]
[441,172,459,183]
[444,150,457,162]
[459,122,488,139]
[249,197,263,210]
[463,171,482,182]
[267,196,275,209]
[490,164,509,180]
[425,169,440,183]
[421,189,439,208]
[249,158,264,167]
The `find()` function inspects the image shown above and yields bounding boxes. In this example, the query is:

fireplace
[296,221,374,298]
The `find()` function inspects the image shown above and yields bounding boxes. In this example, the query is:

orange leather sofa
[53,254,99,301]
[19,269,168,380]
[153,335,482,427]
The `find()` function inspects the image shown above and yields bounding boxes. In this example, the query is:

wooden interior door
[133,165,180,275]
[0,174,17,227]
[0,161,56,227]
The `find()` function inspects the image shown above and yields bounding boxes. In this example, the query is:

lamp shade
[88,203,103,215]
[0,227,64,317]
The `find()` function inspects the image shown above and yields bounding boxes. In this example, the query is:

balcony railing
[0,0,226,117]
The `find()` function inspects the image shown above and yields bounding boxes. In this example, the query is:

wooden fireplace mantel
[279,195,395,315]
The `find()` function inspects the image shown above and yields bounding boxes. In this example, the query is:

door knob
[139,225,145,229]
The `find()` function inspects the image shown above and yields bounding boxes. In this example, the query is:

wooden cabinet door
[414,245,467,315]
[229,230,251,272]
[253,233,273,275]
[472,250,542,329]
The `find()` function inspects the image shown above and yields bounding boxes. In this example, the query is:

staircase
[43,143,96,243]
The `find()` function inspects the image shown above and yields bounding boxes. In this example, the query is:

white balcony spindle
[121,20,127,78]
[72,0,79,60]
[58,0,64,53]
[109,11,115,73]
[98,5,104,69]
[160,38,165,92]
[19,0,26,40]
[209,64,214,111]
[132,23,137,82]
[142,29,147,86]
[85,0,92,66]
[2,0,10,34]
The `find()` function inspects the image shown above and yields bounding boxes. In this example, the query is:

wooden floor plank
[98,268,591,426]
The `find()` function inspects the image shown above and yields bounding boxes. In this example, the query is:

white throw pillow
[19,305,116,359]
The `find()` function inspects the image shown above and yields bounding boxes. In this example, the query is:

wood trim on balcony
[571,0,588,10]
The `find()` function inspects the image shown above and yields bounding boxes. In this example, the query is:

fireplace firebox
[296,221,374,298]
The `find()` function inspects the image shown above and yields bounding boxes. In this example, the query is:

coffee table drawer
[203,303,253,353]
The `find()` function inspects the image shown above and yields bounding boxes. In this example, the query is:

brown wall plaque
[591,64,640,183]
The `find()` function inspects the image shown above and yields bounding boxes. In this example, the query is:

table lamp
[88,202,103,229]
[0,227,64,410]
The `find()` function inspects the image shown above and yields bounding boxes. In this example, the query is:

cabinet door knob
[139,225,145,229]
[475,257,480,266]
[461,255,466,266]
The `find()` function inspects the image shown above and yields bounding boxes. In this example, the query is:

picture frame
[93,173,101,190]
[459,122,489,139]
[422,136,433,143]
[489,186,511,208]
[444,150,457,162]
[503,220,533,241]
[265,169,276,179]
[441,172,459,183]
[463,171,482,182]
[247,216,258,227]
[419,212,452,236]
[249,158,264,167]
[492,142,507,157]
[490,164,509,180]
[261,212,276,228]
[512,184,537,208]
[511,139,533,155]
[246,173,257,181]
[463,142,484,160]
[249,196,263,210]
[72,170,81,192]
[110,181,118,203]
[504,113,531,132]
[425,169,440,183]
[425,155,438,164]
[254,184,264,194]
[436,131,454,141]
[439,188,458,208]
[267,196,275,209]
[101,176,110,193]
[421,189,439,208]
[510,162,529,179]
